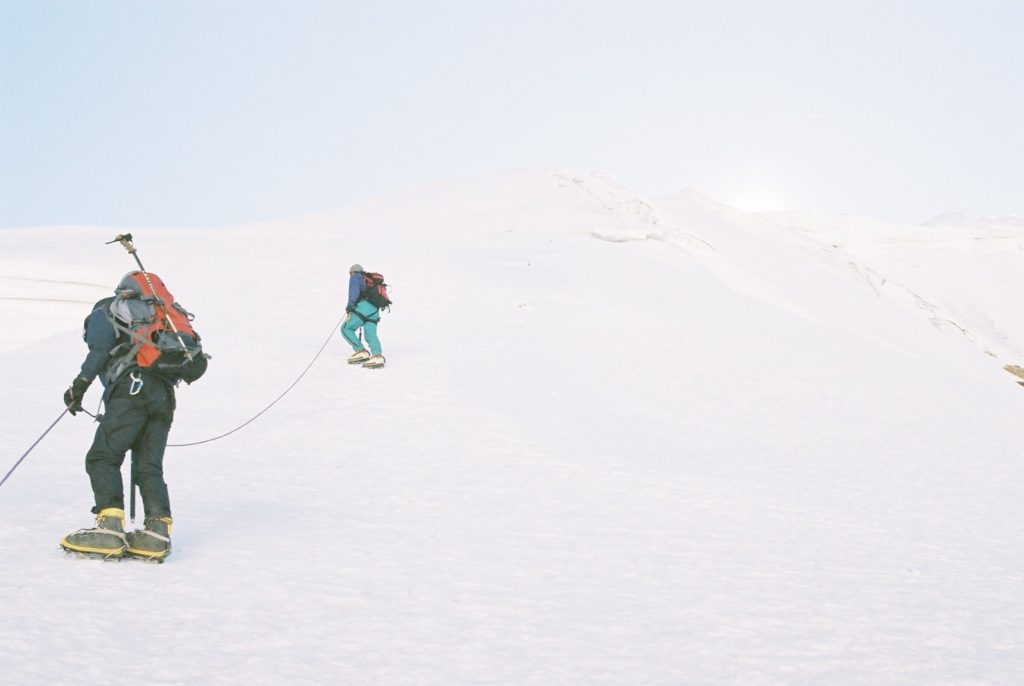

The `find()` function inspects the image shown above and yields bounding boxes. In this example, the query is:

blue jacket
[346,271,365,312]
[80,298,118,386]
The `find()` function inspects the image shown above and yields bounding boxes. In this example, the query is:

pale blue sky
[1,0,1021,228]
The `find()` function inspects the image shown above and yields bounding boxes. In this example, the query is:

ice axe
[106,233,194,362]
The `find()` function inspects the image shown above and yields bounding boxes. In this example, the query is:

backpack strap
[102,305,150,387]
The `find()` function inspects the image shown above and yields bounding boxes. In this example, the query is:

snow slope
[1,168,1023,685]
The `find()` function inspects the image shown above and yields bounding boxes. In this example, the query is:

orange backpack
[106,271,208,384]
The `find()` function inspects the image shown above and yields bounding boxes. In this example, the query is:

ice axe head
[106,233,136,253]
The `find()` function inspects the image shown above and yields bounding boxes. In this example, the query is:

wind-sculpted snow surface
[1,169,1023,685]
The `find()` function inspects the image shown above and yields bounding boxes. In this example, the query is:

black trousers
[85,371,176,517]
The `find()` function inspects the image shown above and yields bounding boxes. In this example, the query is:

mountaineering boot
[60,508,127,558]
[125,516,173,561]
[363,354,386,369]
[347,349,371,364]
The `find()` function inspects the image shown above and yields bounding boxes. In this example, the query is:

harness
[350,308,380,325]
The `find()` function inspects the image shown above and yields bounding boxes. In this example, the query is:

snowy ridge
[761,209,1024,363]
[557,171,836,328]
[554,169,714,252]
[748,219,992,351]
[2,169,1023,685]
[922,211,1024,231]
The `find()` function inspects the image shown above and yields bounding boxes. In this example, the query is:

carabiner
[129,371,144,396]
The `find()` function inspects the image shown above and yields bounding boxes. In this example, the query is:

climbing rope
[1,315,346,489]
[0,408,69,489]
[167,314,345,447]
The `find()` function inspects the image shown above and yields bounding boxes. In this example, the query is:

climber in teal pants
[341,264,385,367]
[342,300,381,354]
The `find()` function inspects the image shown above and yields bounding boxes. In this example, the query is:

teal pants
[341,301,382,355]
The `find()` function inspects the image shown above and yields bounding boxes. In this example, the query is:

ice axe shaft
[106,234,194,361]
[129,461,137,523]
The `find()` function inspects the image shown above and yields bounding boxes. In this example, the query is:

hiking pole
[106,233,194,362]
[0,408,69,490]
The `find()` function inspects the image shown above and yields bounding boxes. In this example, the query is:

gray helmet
[114,271,143,297]
[349,264,364,274]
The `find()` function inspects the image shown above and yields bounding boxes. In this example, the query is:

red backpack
[105,271,208,384]
[361,272,392,310]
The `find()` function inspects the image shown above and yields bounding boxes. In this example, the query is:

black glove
[63,376,91,416]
